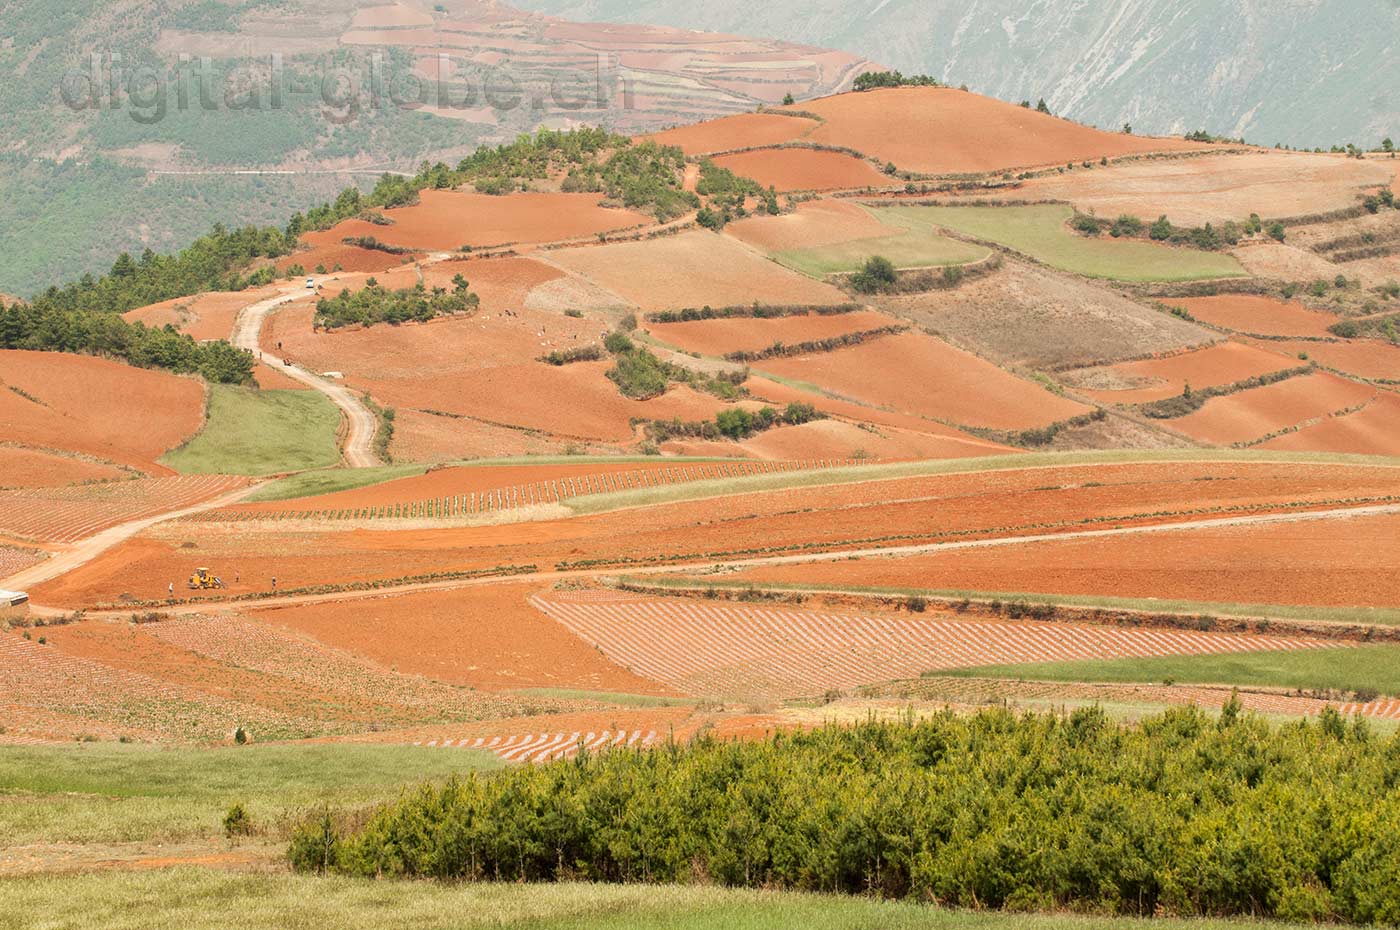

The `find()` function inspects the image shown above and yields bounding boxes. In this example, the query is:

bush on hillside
[850,256,898,294]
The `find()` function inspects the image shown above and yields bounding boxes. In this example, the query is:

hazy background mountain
[514,0,1400,149]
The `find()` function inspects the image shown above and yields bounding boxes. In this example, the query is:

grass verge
[509,688,693,708]
[162,386,341,477]
[938,645,1400,697]
[875,204,1245,282]
[0,869,1359,930]
[0,743,500,847]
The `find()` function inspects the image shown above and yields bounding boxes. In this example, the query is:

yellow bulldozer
[187,567,226,590]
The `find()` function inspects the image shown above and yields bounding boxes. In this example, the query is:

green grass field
[509,688,693,708]
[939,645,1400,696]
[774,208,990,277]
[162,386,342,477]
[0,743,500,846]
[873,204,1245,282]
[0,869,1354,930]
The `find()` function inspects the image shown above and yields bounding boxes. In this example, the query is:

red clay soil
[1172,295,1339,338]
[328,190,651,253]
[731,510,1400,610]
[738,419,1003,461]
[277,230,413,276]
[123,290,266,342]
[803,87,1209,176]
[0,447,126,489]
[1076,341,1298,405]
[1167,372,1376,446]
[262,303,729,443]
[544,231,850,312]
[254,582,676,694]
[646,112,819,156]
[40,459,1400,609]
[350,3,434,27]
[1253,339,1400,382]
[0,350,204,473]
[760,331,1091,430]
[388,408,587,462]
[727,199,897,253]
[648,309,900,357]
[712,148,889,193]
[1262,392,1400,457]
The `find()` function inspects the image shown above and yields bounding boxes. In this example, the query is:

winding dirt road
[231,291,383,468]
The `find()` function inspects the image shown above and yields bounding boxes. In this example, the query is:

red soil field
[328,190,650,253]
[530,591,1331,700]
[42,459,1398,608]
[123,290,266,342]
[648,309,900,357]
[1167,372,1376,446]
[0,475,249,544]
[760,331,1091,430]
[415,728,664,764]
[712,148,889,192]
[647,112,818,156]
[0,350,205,473]
[545,231,850,312]
[1171,295,1339,338]
[1255,339,1400,382]
[255,583,675,694]
[803,87,1208,176]
[727,199,897,253]
[737,420,1003,461]
[387,409,584,462]
[0,545,43,578]
[1074,341,1298,405]
[731,509,1400,610]
[278,230,411,275]
[350,3,434,28]
[0,447,126,489]
[1262,392,1400,457]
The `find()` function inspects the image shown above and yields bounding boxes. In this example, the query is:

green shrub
[223,802,253,837]
[850,255,898,294]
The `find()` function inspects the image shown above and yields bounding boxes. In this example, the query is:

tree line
[313,277,479,331]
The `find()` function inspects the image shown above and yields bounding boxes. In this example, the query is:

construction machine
[187,567,226,590]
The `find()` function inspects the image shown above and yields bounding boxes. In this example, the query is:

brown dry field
[1171,294,1339,338]
[350,3,433,28]
[1250,338,1400,382]
[122,289,266,342]
[735,419,1001,461]
[253,582,676,695]
[1262,392,1400,457]
[646,112,818,156]
[759,331,1092,430]
[1069,341,1296,404]
[0,447,127,489]
[387,409,590,462]
[727,199,898,253]
[729,509,1400,610]
[263,302,729,445]
[647,309,899,357]
[712,148,890,192]
[1231,241,1346,283]
[34,460,1400,609]
[880,260,1213,369]
[0,350,204,473]
[328,190,651,252]
[1166,372,1376,446]
[544,230,850,312]
[1006,151,1388,226]
[802,87,1209,176]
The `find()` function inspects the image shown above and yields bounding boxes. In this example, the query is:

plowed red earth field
[802,87,1209,176]
[1167,373,1375,446]
[1252,339,1400,382]
[1074,342,1297,405]
[730,510,1400,610]
[0,351,205,473]
[277,230,411,275]
[0,447,126,489]
[736,420,999,462]
[0,475,249,544]
[648,309,900,357]
[327,190,650,252]
[1171,295,1339,338]
[529,592,1332,700]
[727,199,897,253]
[712,148,889,192]
[122,289,268,342]
[1262,392,1400,457]
[647,112,818,156]
[35,460,1400,607]
[253,583,676,694]
[545,231,849,312]
[759,331,1091,430]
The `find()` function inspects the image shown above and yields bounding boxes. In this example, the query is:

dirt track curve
[231,291,383,468]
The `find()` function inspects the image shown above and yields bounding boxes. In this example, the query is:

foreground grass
[875,204,1245,282]
[940,645,1400,697]
[0,743,500,846]
[162,386,341,476]
[0,870,1348,930]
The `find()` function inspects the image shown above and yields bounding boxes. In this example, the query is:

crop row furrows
[199,460,856,523]
[0,476,246,542]
[530,596,1335,700]
[414,730,659,763]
